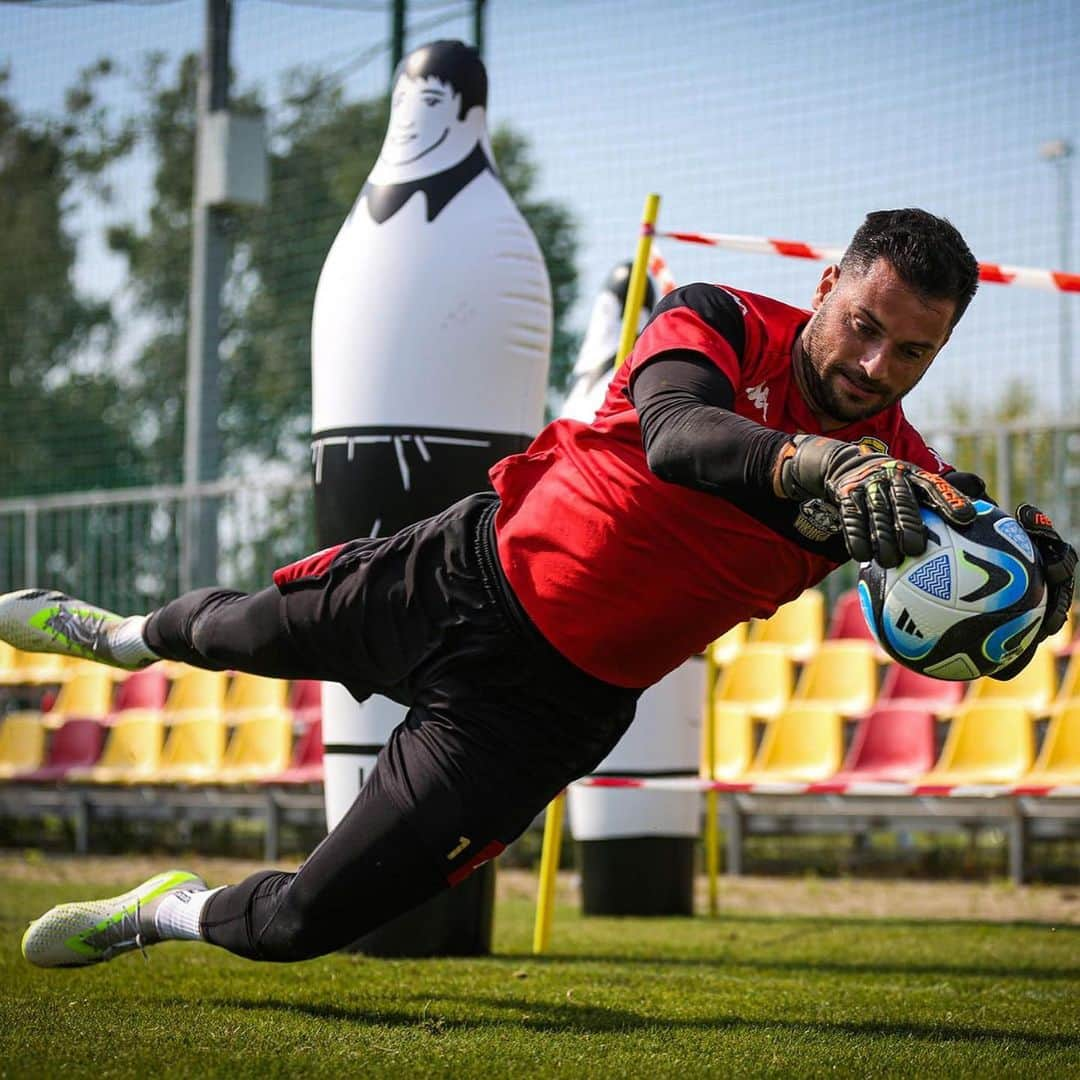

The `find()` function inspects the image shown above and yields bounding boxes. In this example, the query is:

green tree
[0,62,142,497]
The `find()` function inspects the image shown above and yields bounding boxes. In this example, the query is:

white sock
[108,615,160,667]
[153,885,224,941]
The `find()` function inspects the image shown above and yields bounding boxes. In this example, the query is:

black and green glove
[778,435,976,568]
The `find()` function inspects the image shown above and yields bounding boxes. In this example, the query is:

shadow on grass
[498,952,1080,983]
[214,993,1078,1049]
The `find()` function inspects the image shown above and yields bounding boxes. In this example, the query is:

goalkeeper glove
[777,434,975,568]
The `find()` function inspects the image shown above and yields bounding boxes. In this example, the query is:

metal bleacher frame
[0,781,326,861]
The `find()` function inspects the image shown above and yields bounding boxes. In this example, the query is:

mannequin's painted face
[381,75,464,167]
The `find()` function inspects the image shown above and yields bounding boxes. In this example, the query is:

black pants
[144,493,640,961]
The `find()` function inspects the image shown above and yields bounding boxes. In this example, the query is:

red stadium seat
[289,679,322,715]
[826,704,937,784]
[14,718,106,782]
[113,666,169,712]
[827,588,876,644]
[878,663,965,714]
[261,715,323,785]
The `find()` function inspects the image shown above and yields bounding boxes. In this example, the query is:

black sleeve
[629,351,791,496]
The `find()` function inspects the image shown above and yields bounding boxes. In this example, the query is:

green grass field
[1,857,1078,1079]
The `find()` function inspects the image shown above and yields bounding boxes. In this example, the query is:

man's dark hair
[394,40,487,120]
[840,208,979,327]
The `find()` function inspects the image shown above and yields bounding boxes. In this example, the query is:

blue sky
[3,0,1078,430]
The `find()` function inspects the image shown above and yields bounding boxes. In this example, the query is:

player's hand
[777,434,975,568]
[1015,503,1076,642]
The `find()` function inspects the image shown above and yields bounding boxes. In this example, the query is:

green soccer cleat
[0,588,154,671]
[21,870,207,968]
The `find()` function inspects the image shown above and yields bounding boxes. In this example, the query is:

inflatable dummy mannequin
[310,39,552,954]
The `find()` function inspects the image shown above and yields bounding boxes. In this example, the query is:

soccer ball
[857,501,1047,680]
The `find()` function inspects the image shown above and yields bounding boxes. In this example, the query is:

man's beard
[798,313,892,424]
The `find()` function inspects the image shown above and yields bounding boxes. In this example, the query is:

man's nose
[859,344,890,381]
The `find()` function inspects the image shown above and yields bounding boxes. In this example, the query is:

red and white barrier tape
[573,775,1080,799]
[647,243,678,297]
[658,229,1080,293]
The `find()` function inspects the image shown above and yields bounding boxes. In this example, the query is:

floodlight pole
[390,0,407,82]
[1039,139,1074,417]
[182,0,232,591]
[473,0,486,58]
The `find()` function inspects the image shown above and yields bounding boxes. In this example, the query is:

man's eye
[852,318,873,336]
[423,96,442,106]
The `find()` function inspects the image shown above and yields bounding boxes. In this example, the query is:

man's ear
[811,264,840,311]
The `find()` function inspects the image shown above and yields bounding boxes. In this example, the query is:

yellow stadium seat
[0,649,67,686]
[71,710,164,784]
[46,668,114,724]
[164,668,228,720]
[150,711,227,784]
[1056,649,1080,706]
[747,590,825,663]
[919,703,1034,787]
[1015,699,1080,786]
[793,640,879,716]
[225,672,289,714]
[740,703,843,783]
[714,643,793,720]
[0,714,46,777]
[215,708,293,784]
[963,643,1057,716]
[700,702,755,781]
[708,623,747,667]
[1017,703,1080,788]
[0,642,16,683]
[1044,607,1074,657]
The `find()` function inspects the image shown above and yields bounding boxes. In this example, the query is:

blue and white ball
[858,501,1047,680]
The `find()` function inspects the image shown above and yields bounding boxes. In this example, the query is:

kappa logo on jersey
[927,444,948,471]
[746,382,770,420]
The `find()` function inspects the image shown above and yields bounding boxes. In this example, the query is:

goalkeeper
[4,209,1074,968]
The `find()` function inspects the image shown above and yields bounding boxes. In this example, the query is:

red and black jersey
[490,283,949,689]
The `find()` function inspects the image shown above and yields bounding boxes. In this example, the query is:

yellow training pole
[615,193,662,368]
[703,645,720,916]
[532,193,662,955]
[532,788,565,955]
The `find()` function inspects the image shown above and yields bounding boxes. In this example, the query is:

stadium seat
[150,711,227,784]
[918,703,1034,787]
[162,667,228,720]
[877,663,966,714]
[793,640,879,716]
[225,672,289,714]
[1044,606,1075,657]
[70,710,164,784]
[963,643,1057,716]
[45,668,114,725]
[14,718,106,782]
[1055,649,1080,706]
[113,667,169,712]
[262,714,324,785]
[215,708,294,784]
[289,679,323,714]
[740,703,844,783]
[827,704,937,783]
[826,588,882,652]
[747,589,824,663]
[0,642,15,683]
[708,623,747,667]
[0,714,46,778]
[700,701,755,781]
[714,643,793,720]
[0,649,67,687]
[1015,702,1080,789]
